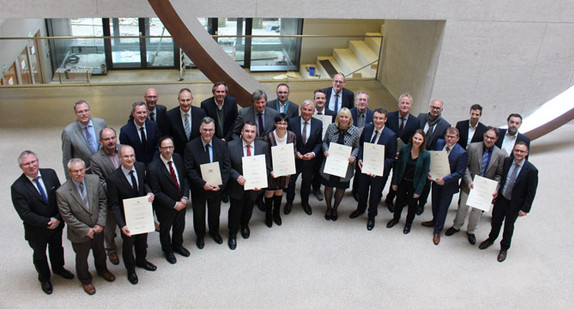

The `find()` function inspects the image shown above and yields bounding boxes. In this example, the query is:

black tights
[324,187,345,216]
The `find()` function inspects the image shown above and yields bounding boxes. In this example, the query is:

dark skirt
[321,175,350,189]
[267,175,290,190]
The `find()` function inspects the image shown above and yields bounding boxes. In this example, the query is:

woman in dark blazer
[264,113,297,227]
[387,129,430,234]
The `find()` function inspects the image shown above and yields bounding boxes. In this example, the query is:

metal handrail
[0,34,384,40]
[346,59,378,77]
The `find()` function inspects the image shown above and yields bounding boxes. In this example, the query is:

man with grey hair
[120,101,161,165]
[232,89,278,140]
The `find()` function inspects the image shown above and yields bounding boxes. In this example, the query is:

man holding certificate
[349,108,397,231]
[226,121,271,250]
[107,146,156,285]
[184,117,230,249]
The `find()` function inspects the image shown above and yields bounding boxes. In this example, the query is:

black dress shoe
[367,218,375,231]
[479,239,494,250]
[164,251,177,264]
[41,281,53,295]
[137,261,157,271]
[349,210,363,219]
[302,203,312,215]
[324,212,331,221]
[314,190,324,201]
[497,249,507,262]
[211,234,223,244]
[54,268,74,280]
[241,226,250,239]
[228,237,237,250]
[386,219,398,228]
[331,214,338,221]
[445,227,459,236]
[174,246,190,257]
[196,238,205,249]
[127,272,138,285]
[284,202,292,215]
[403,224,411,234]
[467,233,476,245]
[416,204,424,215]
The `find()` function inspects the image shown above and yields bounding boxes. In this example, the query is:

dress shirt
[134,122,146,142]
[255,110,266,132]
[148,107,156,121]
[82,119,98,153]
[370,126,384,144]
[26,171,47,197]
[104,147,121,169]
[301,118,311,143]
[467,120,478,147]
[160,155,181,185]
[72,179,89,208]
[501,159,525,199]
[501,132,517,155]
[121,165,139,189]
[328,89,342,112]
[201,140,214,163]
[242,140,254,157]
[357,111,366,128]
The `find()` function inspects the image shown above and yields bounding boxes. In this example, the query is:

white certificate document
[429,150,451,179]
[467,175,499,212]
[242,154,268,190]
[362,143,385,177]
[313,114,332,138]
[271,144,296,177]
[123,196,155,235]
[200,162,222,186]
[324,143,352,178]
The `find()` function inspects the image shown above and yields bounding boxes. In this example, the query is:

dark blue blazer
[184,136,231,191]
[146,153,190,212]
[119,119,161,166]
[226,139,271,200]
[201,96,238,141]
[358,124,397,174]
[128,104,169,136]
[386,111,419,144]
[107,162,151,228]
[350,107,374,128]
[497,157,538,213]
[433,139,468,195]
[288,116,323,156]
[323,87,355,110]
[167,106,206,155]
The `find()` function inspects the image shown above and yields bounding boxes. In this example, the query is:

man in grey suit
[267,83,299,119]
[232,90,278,140]
[61,100,107,174]
[89,127,123,265]
[56,158,116,295]
[445,127,506,244]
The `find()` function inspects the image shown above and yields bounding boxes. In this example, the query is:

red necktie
[246,144,252,156]
[168,161,181,194]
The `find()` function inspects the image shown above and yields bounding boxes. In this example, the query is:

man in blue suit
[323,73,354,114]
[349,108,397,230]
[120,102,161,166]
[422,127,467,245]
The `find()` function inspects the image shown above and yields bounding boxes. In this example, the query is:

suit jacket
[128,104,170,136]
[61,117,107,172]
[184,136,231,192]
[323,87,355,110]
[288,116,323,156]
[392,144,431,196]
[146,153,190,212]
[433,139,468,195]
[167,106,206,155]
[56,174,107,243]
[358,124,397,174]
[232,106,278,140]
[461,142,505,194]
[201,96,238,141]
[11,168,63,241]
[89,144,125,190]
[315,108,337,120]
[226,139,271,199]
[455,120,487,148]
[350,107,374,128]
[266,99,300,119]
[497,157,538,213]
[495,129,531,155]
[386,111,419,144]
[119,120,161,165]
[417,113,451,150]
[107,162,151,228]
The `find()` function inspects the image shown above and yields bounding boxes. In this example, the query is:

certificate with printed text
[200,162,222,186]
[467,175,498,212]
[324,143,352,178]
[123,196,155,235]
[271,144,296,177]
[362,143,385,177]
[242,154,268,190]
[313,114,333,138]
[429,150,450,179]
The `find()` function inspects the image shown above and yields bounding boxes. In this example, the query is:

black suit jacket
[288,116,323,156]
[386,111,419,144]
[455,120,487,148]
[146,153,190,212]
[350,107,374,128]
[107,162,151,228]
[266,99,300,119]
[497,157,538,213]
[232,106,278,140]
[417,113,451,150]
[11,169,63,241]
[184,136,231,192]
[358,124,398,174]
[167,106,206,155]
[315,108,337,120]
[128,104,169,136]
[119,120,160,165]
[201,96,238,141]
[323,87,355,110]
[226,139,271,199]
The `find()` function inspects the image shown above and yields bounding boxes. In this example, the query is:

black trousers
[156,206,186,253]
[228,192,256,237]
[287,159,316,204]
[71,232,107,285]
[192,191,222,239]
[356,172,390,217]
[488,196,520,250]
[27,227,65,282]
[393,179,418,225]
[120,231,148,273]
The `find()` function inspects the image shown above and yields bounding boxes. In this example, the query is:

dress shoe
[416,204,425,216]
[349,210,364,219]
[228,237,237,250]
[479,239,494,250]
[421,220,434,227]
[403,224,411,234]
[314,190,324,201]
[497,249,508,262]
[99,271,116,282]
[127,272,138,285]
[211,234,223,244]
[324,212,331,221]
[83,283,96,295]
[445,227,459,236]
[433,233,440,245]
[174,246,190,257]
[136,261,157,271]
[331,213,338,221]
[41,281,53,295]
[221,193,229,203]
[241,226,250,239]
[54,268,74,280]
[302,203,312,215]
[467,233,476,245]
[386,219,398,229]
[164,251,177,264]
[283,202,292,215]
[108,252,120,265]
[196,238,205,249]
[367,218,375,231]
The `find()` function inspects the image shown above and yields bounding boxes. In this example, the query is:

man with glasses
[267,83,299,119]
[323,73,355,114]
[128,88,169,136]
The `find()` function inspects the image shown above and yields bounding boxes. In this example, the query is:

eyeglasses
[160,146,174,150]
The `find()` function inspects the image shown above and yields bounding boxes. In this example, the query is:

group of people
[11,73,538,296]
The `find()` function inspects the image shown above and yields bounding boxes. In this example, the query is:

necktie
[140,126,147,148]
[129,170,138,192]
[257,113,264,137]
[246,144,252,156]
[399,117,405,134]
[184,113,191,140]
[334,94,340,114]
[149,111,155,121]
[79,181,88,208]
[302,121,308,145]
[168,161,181,194]
[502,163,520,199]
[370,130,379,143]
[480,148,490,176]
[85,125,98,153]
[205,143,212,163]
[318,112,323,115]
[446,146,451,155]
[33,176,48,203]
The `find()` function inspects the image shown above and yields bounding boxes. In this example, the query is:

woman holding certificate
[387,129,431,234]
[264,113,297,228]
[320,108,360,221]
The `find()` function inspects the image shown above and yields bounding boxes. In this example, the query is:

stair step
[349,40,379,65]
[364,32,382,52]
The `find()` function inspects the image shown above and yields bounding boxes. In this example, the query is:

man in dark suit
[232,89,278,140]
[167,88,206,155]
[147,137,190,264]
[479,142,538,262]
[349,108,397,230]
[128,88,170,136]
[455,104,487,148]
[323,72,354,114]
[200,81,238,141]
[107,146,157,285]
[185,117,231,249]
[285,100,323,215]
[313,89,337,118]
[226,121,271,250]
[350,91,374,200]
[90,127,123,265]
[61,100,107,174]
[421,128,468,245]
[311,89,335,201]
[11,150,74,295]
[120,102,161,165]
[56,158,115,295]
[495,113,531,156]
[267,83,299,119]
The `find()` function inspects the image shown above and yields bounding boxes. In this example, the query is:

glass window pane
[109,18,141,68]
[145,18,174,67]
[250,18,301,72]
[217,18,245,66]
